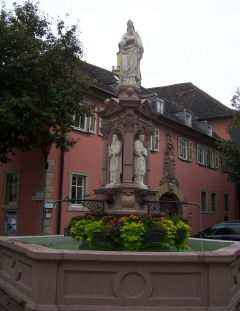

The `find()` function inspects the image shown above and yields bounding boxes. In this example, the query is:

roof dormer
[197,121,213,136]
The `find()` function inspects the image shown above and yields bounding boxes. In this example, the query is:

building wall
[0,92,237,236]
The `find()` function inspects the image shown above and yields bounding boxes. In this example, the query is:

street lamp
[41,142,52,169]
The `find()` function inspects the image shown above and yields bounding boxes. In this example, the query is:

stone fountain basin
[0,236,240,311]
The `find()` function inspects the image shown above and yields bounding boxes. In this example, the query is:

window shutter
[154,129,159,151]
[178,138,182,159]
[205,148,209,166]
[150,135,153,151]
[197,145,200,164]
[88,114,96,133]
[188,141,193,161]
[98,117,103,136]
[215,151,219,169]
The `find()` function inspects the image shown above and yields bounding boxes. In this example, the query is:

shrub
[120,222,146,252]
[84,221,104,249]
[70,219,93,240]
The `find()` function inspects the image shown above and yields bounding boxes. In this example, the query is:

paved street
[0,289,24,311]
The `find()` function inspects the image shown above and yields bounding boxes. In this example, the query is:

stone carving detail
[122,193,135,208]
[100,127,110,140]
[145,126,155,141]
[119,20,144,88]
[123,118,134,131]
[160,130,179,188]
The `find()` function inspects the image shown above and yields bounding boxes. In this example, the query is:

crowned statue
[119,20,144,88]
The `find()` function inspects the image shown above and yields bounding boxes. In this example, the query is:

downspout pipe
[57,149,65,234]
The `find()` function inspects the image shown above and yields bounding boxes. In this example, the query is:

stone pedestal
[94,185,157,216]
[94,86,158,216]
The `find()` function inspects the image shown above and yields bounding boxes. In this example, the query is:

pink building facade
[0,63,237,236]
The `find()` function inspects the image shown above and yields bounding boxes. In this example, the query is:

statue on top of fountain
[119,20,144,88]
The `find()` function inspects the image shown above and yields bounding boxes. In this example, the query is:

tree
[0,1,94,164]
[217,88,240,184]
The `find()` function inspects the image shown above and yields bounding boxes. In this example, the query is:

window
[88,113,96,134]
[178,138,193,161]
[2,169,21,209]
[150,128,159,151]
[197,145,206,165]
[73,106,96,133]
[211,192,217,213]
[207,124,213,136]
[185,113,192,127]
[224,193,229,214]
[197,121,213,136]
[74,114,87,131]
[152,99,164,114]
[155,99,164,114]
[197,145,219,169]
[68,170,90,211]
[200,190,208,213]
[210,150,219,169]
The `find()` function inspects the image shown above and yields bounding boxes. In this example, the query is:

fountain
[1,21,240,311]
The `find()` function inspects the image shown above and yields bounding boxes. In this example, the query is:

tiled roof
[80,61,119,95]
[80,62,232,139]
[148,82,233,119]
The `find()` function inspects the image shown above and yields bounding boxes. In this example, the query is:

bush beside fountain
[69,214,191,251]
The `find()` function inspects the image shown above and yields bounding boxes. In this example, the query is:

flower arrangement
[69,214,191,252]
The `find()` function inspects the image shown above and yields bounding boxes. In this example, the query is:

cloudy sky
[4,0,240,107]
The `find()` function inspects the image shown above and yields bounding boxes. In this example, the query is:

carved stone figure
[108,135,122,185]
[133,135,147,186]
[119,20,144,88]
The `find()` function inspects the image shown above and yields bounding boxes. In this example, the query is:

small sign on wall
[45,210,52,219]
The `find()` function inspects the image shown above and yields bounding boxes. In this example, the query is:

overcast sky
[4,0,240,107]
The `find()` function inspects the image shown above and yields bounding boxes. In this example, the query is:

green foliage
[120,222,146,252]
[217,139,240,184]
[158,220,177,248]
[70,214,191,251]
[69,219,93,241]
[216,87,240,184]
[103,218,123,250]
[84,221,104,249]
[0,1,94,164]
[68,214,95,229]
[174,221,191,249]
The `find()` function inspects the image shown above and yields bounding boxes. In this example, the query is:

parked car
[192,221,240,241]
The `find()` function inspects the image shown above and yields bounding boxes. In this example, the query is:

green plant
[68,215,85,230]
[139,214,155,231]
[174,220,191,249]
[70,219,93,240]
[171,213,181,225]
[159,220,177,248]
[103,218,123,250]
[120,222,146,252]
[68,214,95,230]
[84,221,104,249]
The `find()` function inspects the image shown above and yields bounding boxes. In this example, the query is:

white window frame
[150,128,159,152]
[210,191,217,213]
[98,117,103,136]
[73,114,87,132]
[224,193,230,214]
[209,150,219,169]
[88,113,96,134]
[207,124,213,136]
[197,145,205,165]
[178,137,193,161]
[2,169,21,209]
[68,170,90,211]
[185,112,192,127]
[155,99,164,114]
[200,190,208,213]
